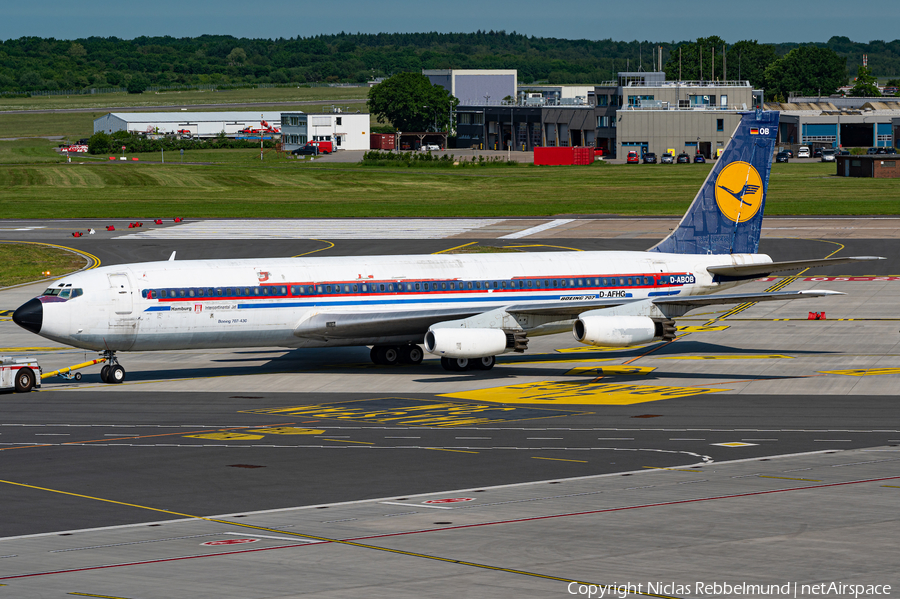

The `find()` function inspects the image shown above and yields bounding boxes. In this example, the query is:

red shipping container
[573,147,593,165]
[370,133,396,150]
[534,147,574,165]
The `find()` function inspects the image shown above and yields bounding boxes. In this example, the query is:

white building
[280,112,370,151]
[93,112,284,137]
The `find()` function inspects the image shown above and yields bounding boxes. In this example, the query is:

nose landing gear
[99,351,126,384]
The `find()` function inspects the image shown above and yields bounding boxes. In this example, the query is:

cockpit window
[43,288,60,296]
[59,289,71,299]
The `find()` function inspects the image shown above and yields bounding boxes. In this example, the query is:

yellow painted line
[0,347,70,352]
[185,433,265,441]
[249,427,324,435]
[758,476,822,482]
[443,381,724,406]
[676,325,730,332]
[881,485,900,488]
[321,438,374,445]
[432,241,478,254]
[819,368,900,377]
[426,448,479,454]
[658,354,794,360]
[565,365,655,376]
[502,244,584,252]
[68,593,132,599]
[291,239,335,257]
[643,466,703,472]
[532,457,587,463]
[0,240,101,272]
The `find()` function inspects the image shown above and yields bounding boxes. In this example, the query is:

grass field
[0,152,896,218]
[0,243,88,287]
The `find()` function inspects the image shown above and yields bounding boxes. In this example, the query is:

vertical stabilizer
[649,110,779,255]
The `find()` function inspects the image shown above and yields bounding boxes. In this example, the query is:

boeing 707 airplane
[12,110,881,383]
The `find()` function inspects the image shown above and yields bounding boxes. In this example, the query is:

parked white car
[797,146,811,158]
[821,149,836,162]
[420,144,441,151]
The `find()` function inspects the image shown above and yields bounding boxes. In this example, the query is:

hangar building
[424,69,517,105]
[94,112,285,138]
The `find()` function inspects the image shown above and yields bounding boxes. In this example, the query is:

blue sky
[3,0,898,43]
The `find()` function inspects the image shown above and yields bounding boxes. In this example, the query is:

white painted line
[224,532,318,543]
[379,501,451,510]
[499,218,576,239]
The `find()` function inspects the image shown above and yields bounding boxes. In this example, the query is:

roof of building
[97,111,288,123]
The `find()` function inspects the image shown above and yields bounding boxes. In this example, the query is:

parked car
[866,147,879,155]
[813,148,823,158]
[693,154,706,163]
[420,144,441,151]
[676,152,691,164]
[875,147,897,154]
[626,151,639,163]
[797,146,811,158]
[661,153,674,164]
[821,149,836,162]
[837,148,851,156]
[642,152,657,164]
[775,151,790,163]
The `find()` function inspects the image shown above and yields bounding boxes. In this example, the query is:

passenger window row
[143,276,662,300]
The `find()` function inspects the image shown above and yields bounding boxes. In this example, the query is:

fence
[0,82,368,97]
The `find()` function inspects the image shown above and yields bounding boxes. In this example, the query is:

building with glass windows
[279,111,370,152]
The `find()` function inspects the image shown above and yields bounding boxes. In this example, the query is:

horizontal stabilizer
[653,289,843,307]
[708,256,885,277]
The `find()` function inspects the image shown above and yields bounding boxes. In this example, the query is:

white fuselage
[35,251,773,352]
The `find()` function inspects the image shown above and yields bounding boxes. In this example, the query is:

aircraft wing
[707,256,884,277]
[652,289,844,307]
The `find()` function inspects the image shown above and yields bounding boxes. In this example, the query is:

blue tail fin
[649,110,779,255]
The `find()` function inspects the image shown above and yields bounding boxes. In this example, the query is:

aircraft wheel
[473,356,496,370]
[74,372,83,381]
[14,368,35,393]
[108,365,126,384]
[399,345,424,365]
[100,365,110,383]
[440,357,468,371]
[373,346,400,366]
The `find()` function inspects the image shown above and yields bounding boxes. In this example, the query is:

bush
[360,150,517,168]
[88,132,276,154]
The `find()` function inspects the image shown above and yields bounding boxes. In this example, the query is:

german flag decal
[750,127,760,135]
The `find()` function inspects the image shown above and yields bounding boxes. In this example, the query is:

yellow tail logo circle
[714,162,764,223]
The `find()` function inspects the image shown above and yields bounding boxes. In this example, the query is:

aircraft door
[108,273,133,314]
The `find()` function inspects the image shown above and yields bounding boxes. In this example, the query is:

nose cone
[12,298,43,334]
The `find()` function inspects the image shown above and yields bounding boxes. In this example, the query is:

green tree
[367,72,458,132]
[725,41,777,89]
[126,76,147,94]
[764,46,847,99]
[663,36,727,81]
[847,64,881,97]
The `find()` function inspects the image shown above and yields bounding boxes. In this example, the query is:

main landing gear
[99,350,126,384]
[370,344,424,366]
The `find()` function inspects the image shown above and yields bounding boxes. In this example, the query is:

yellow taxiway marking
[184,433,265,441]
[819,368,900,377]
[0,479,679,599]
[427,448,479,454]
[68,593,131,599]
[432,241,478,254]
[503,244,584,252]
[881,485,900,488]
[250,427,325,435]
[676,325,730,332]
[532,457,587,463]
[0,347,70,352]
[442,381,724,405]
[292,239,335,257]
[565,365,655,376]
[643,466,703,472]
[758,476,822,482]
[658,354,794,360]
[322,438,374,445]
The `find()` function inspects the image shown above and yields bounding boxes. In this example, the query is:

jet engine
[424,328,508,359]
[573,315,674,347]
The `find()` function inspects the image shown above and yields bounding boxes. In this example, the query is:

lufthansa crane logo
[714,161,764,223]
